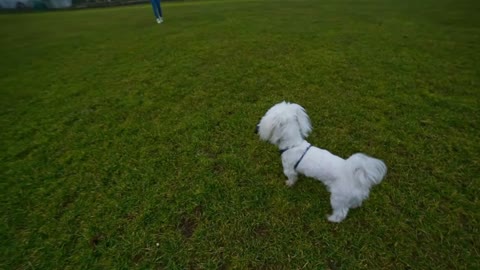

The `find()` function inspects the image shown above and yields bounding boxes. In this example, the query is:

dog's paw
[327,214,344,223]
[327,215,343,223]
[285,180,295,187]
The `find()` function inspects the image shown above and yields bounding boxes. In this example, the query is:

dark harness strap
[280,144,312,170]
[294,145,312,170]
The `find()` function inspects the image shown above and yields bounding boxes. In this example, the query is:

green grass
[1,0,479,268]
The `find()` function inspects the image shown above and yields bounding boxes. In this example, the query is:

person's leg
[150,0,160,19]
[157,0,163,18]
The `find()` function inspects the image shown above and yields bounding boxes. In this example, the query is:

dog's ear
[258,115,276,142]
[292,104,312,138]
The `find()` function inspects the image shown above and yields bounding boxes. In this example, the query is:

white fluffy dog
[256,101,387,222]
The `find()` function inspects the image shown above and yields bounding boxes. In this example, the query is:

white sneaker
[156,17,163,24]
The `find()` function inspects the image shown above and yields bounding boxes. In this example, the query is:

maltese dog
[256,101,387,222]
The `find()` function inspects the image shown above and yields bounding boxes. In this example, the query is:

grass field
[1,0,479,268]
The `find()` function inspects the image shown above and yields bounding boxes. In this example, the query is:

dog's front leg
[283,167,298,187]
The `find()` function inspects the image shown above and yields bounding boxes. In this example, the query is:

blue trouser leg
[150,0,160,19]
[157,0,162,17]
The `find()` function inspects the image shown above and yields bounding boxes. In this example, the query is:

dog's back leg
[328,194,350,222]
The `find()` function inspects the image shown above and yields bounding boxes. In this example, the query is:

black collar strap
[279,148,290,155]
[294,144,312,170]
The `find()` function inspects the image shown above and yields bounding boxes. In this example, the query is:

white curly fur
[257,101,387,222]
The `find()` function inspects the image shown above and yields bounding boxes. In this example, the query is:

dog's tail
[346,153,387,188]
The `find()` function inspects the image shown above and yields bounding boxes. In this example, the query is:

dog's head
[255,101,312,146]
